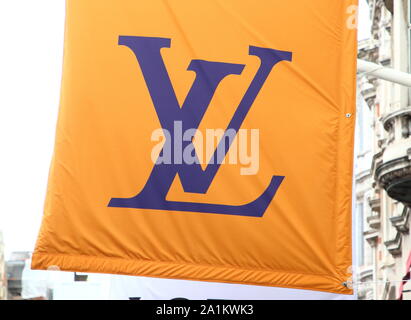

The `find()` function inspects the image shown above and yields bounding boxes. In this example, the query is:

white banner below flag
[108,276,356,300]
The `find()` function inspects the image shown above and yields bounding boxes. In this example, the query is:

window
[356,203,365,266]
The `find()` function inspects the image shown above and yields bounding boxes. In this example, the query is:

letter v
[109,36,292,217]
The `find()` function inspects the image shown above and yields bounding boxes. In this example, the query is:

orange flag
[33,0,357,295]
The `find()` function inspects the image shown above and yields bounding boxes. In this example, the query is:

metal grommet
[342,281,353,289]
[345,113,352,118]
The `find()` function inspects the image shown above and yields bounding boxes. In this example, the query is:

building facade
[356,0,411,300]
[6,251,30,300]
[0,232,6,300]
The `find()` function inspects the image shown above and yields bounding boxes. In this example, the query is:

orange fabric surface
[33,0,357,294]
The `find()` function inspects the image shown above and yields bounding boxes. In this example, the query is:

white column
[392,0,409,109]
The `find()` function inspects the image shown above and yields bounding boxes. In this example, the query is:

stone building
[356,0,411,300]
[0,232,6,300]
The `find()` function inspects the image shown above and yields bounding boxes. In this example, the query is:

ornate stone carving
[384,231,402,256]
[390,206,410,233]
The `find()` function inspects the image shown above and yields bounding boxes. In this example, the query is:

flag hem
[32,252,353,295]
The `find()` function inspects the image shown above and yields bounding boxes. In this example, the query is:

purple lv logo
[109,36,292,217]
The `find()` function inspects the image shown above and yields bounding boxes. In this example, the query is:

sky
[0,0,372,259]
